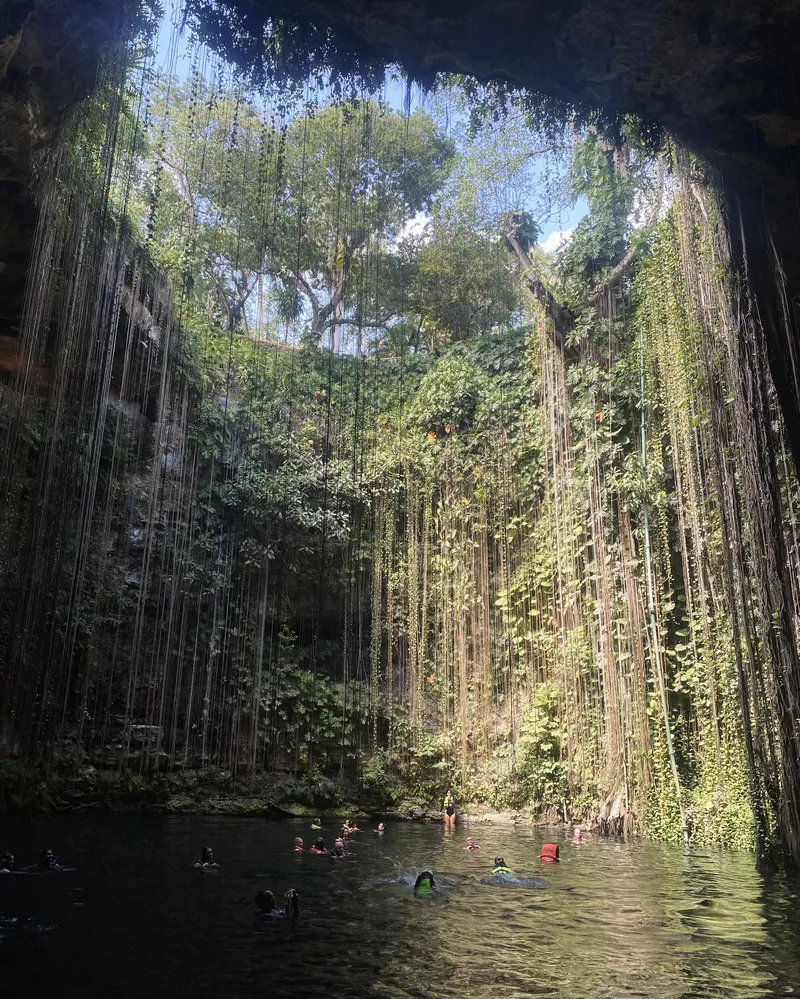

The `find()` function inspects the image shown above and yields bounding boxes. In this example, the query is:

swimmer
[294,837,305,852]
[572,826,584,844]
[0,852,16,874]
[413,870,437,896]
[347,819,360,833]
[255,889,277,914]
[195,846,219,869]
[311,817,322,830]
[465,837,481,851]
[341,824,350,838]
[331,841,346,859]
[284,888,299,919]
[376,822,385,834]
[492,856,514,875]
[255,888,300,918]
[37,849,58,872]
[309,837,328,855]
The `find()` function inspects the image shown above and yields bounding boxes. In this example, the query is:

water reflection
[0,815,798,998]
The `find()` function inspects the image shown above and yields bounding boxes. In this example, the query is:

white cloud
[539,228,574,255]
[397,212,430,242]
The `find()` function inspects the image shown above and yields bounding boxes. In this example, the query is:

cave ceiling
[186,0,800,212]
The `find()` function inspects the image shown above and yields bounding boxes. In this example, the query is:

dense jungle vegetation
[2,18,800,865]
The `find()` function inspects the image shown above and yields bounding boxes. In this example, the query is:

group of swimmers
[412,833,573,895]
[0,848,65,874]
[195,817,385,917]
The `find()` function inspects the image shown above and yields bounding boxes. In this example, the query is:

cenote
[2,817,800,999]
[3,1,800,996]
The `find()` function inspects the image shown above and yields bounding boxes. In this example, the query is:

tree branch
[504,227,576,357]
[589,160,665,301]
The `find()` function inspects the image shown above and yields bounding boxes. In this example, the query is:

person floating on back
[309,837,328,855]
[413,870,437,896]
[195,846,219,869]
[442,788,456,829]
[294,837,304,852]
[465,837,481,851]
[492,856,514,875]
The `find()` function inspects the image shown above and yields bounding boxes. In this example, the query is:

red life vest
[540,843,560,862]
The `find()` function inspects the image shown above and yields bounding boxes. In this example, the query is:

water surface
[1,815,798,998]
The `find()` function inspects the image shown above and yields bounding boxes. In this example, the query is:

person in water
[347,819,359,833]
[376,822,385,834]
[284,887,299,918]
[309,837,328,855]
[294,837,304,852]
[311,817,322,830]
[413,870,436,896]
[572,826,584,844]
[492,856,514,875]
[38,849,58,872]
[0,852,16,874]
[195,846,219,869]
[465,837,481,851]
[331,841,346,859]
[442,788,456,829]
[255,888,300,918]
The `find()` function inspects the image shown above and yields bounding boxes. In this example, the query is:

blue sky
[153,2,585,247]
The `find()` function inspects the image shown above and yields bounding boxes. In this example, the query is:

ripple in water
[0,815,799,998]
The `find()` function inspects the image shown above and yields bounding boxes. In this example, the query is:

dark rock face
[186,0,800,462]
[1,0,800,452]
[0,0,119,327]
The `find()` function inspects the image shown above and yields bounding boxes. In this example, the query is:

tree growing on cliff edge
[140,79,454,349]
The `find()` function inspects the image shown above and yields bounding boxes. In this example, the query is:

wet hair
[38,849,54,869]
[200,846,214,864]
[0,852,14,870]
[294,837,303,845]
[314,837,325,850]
[284,888,299,917]
[494,856,506,867]
[414,870,435,891]
[255,890,275,912]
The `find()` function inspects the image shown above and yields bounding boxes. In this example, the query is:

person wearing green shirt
[414,870,436,896]
[492,856,514,875]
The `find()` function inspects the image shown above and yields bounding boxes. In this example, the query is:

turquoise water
[1,815,798,998]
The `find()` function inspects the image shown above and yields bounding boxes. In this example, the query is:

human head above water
[201,846,214,864]
[494,856,506,867]
[294,837,303,847]
[39,848,55,868]
[314,837,325,850]
[255,889,275,912]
